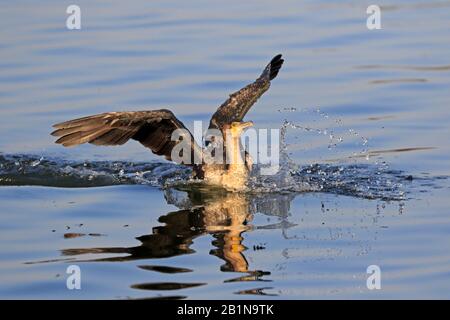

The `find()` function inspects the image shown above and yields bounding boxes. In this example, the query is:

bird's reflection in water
[62,185,296,296]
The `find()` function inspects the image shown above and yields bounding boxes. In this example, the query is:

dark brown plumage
[51,110,202,164]
[208,54,284,130]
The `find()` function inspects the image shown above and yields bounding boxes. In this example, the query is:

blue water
[1,0,450,299]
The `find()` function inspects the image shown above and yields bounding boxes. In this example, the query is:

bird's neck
[227,135,245,171]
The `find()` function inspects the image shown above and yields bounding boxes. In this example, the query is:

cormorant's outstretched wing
[51,109,202,164]
[208,54,284,130]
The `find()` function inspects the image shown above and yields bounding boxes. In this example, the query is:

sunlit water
[1,0,450,299]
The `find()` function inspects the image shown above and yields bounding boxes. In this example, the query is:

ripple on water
[0,152,421,201]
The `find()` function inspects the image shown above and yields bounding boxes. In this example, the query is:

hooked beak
[240,121,254,129]
[228,121,254,137]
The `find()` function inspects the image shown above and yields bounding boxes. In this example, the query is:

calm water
[1,0,450,299]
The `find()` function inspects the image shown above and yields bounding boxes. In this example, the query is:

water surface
[1,0,450,299]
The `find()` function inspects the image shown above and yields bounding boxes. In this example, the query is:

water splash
[0,108,423,201]
[0,153,190,188]
[0,153,410,201]
[245,108,396,198]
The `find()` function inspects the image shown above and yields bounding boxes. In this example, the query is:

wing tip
[269,54,284,80]
[52,122,64,129]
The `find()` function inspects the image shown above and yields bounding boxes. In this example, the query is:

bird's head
[227,121,254,138]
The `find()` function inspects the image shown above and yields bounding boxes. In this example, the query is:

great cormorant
[51,54,284,190]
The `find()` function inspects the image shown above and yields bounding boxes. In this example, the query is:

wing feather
[209,54,284,130]
[51,109,202,164]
